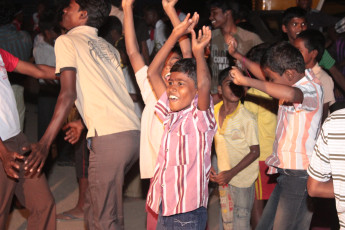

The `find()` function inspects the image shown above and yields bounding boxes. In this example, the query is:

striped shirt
[0,24,32,62]
[307,109,345,229]
[266,69,323,174]
[146,92,217,216]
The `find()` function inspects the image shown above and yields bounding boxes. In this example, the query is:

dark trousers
[84,130,140,230]
[0,132,56,230]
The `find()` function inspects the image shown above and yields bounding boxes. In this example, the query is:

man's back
[55,25,140,138]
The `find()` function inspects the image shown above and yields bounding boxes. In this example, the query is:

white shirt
[312,63,335,105]
[135,65,163,178]
[0,51,20,141]
[33,34,57,84]
[308,109,345,229]
[55,26,140,138]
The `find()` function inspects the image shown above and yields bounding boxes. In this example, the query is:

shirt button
[161,184,164,187]
[165,149,168,152]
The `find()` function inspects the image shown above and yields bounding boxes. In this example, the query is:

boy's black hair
[282,7,306,26]
[143,3,164,19]
[98,16,122,44]
[39,8,58,32]
[218,67,244,98]
[0,1,16,25]
[261,41,305,75]
[170,58,197,87]
[76,0,111,29]
[207,0,240,21]
[246,42,272,63]
[297,29,325,62]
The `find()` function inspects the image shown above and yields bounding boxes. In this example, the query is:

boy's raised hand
[122,0,135,9]
[162,0,178,10]
[191,26,211,55]
[172,12,199,39]
[229,67,248,86]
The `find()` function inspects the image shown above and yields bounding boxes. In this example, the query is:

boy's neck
[221,100,239,115]
[221,19,236,35]
[306,60,317,69]
[291,72,305,85]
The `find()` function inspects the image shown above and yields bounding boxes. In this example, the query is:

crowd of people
[1,0,345,229]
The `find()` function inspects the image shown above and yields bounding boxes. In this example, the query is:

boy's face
[209,7,229,29]
[167,72,197,112]
[218,75,240,103]
[293,38,315,68]
[263,67,291,86]
[282,17,307,43]
[61,0,85,30]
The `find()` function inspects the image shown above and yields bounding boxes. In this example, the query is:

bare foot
[56,207,84,221]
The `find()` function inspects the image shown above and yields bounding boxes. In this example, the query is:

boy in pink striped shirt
[146,14,217,229]
[230,41,323,230]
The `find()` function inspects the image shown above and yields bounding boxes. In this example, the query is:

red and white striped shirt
[146,92,217,216]
[266,69,323,174]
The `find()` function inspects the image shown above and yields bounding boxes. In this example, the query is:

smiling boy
[146,15,217,229]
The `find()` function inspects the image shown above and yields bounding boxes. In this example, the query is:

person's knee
[234,206,251,229]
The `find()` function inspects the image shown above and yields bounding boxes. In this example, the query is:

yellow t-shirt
[214,101,259,188]
[244,88,277,161]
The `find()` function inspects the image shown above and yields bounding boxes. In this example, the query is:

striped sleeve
[307,121,332,182]
[193,96,217,132]
[294,83,319,112]
[155,92,169,122]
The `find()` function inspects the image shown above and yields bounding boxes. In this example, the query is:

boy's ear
[282,24,287,33]
[284,69,294,81]
[311,49,318,60]
[80,10,88,20]
[217,85,222,95]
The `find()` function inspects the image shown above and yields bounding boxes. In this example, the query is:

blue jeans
[219,183,255,230]
[256,169,313,230]
[156,205,207,230]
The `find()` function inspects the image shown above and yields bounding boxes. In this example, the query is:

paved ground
[6,103,221,230]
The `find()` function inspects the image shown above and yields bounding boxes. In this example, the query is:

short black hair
[261,41,305,75]
[246,42,272,63]
[297,29,325,62]
[39,8,58,32]
[0,1,16,25]
[76,0,111,29]
[98,16,122,44]
[208,0,240,21]
[282,7,306,26]
[218,67,244,98]
[170,58,197,87]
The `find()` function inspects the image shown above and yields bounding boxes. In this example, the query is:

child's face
[209,7,229,29]
[263,67,291,85]
[282,17,307,42]
[218,75,240,103]
[167,72,197,112]
[293,38,315,68]
[61,0,84,30]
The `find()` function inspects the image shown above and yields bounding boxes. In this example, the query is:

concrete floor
[6,103,221,230]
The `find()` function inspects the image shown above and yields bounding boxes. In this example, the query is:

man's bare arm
[14,60,57,80]
[307,176,334,198]
[24,70,77,174]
